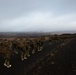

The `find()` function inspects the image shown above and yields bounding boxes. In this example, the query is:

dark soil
[0,38,76,75]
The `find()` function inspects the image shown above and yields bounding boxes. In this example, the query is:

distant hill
[0,30,76,37]
[50,30,76,35]
[0,32,51,38]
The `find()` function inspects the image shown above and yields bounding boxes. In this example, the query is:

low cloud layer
[0,0,76,32]
[0,11,76,32]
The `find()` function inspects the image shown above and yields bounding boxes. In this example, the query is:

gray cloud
[0,11,76,32]
[0,0,76,32]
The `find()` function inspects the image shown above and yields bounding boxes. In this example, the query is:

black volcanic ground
[0,38,76,75]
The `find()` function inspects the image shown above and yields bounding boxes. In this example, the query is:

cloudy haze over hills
[0,0,76,32]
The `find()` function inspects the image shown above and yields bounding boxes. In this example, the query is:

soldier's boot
[4,63,7,67]
[14,49,18,54]
[40,47,43,51]
[4,59,11,68]
[32,49,35,54]
[6,61,11,68]
[38,47,40,51]
[4,59,7,67]
[21,52,24,61]
[27,52,30,57]
[24,53,27,59]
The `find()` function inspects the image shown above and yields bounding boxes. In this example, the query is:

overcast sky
[0,0,76,32]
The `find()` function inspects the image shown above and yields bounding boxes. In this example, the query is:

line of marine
[0,34,73,68]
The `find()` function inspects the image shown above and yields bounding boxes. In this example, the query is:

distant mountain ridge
[0,30,76,37]
[50,30,76,34]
